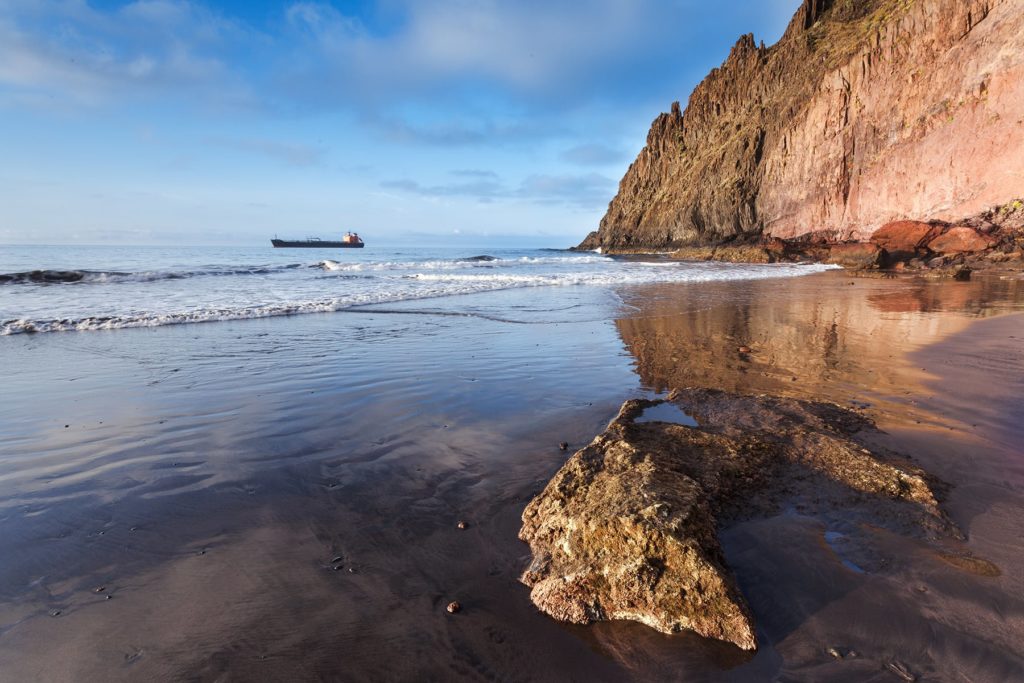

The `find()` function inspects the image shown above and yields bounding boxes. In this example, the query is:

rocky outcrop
[519,390,959,649]
[869,221,944,261]
[519,400,758,650]
[579,0,1024,251]
[824,241,884,268]
[928,226,996,254]
[648,206,1024,274]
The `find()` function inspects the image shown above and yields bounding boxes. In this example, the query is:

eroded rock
[519,390,958,650]
[928,227,995,254]
[826,242,884,268]
[870,221,943,260]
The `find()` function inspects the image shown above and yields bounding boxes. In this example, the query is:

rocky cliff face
[580,0,1024,250]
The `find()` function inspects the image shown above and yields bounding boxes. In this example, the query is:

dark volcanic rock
[519,390,959,650]
[580,0,1024,250]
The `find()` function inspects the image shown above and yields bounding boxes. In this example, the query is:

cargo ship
[271,232,364,248]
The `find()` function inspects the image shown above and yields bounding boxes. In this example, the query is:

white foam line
[2,263,837,335]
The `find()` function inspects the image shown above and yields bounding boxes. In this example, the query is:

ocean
[0,244,836,334]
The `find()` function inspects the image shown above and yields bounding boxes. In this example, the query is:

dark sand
[1,272,1023,681]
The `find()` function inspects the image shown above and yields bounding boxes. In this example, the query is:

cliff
[579,0,1024,250]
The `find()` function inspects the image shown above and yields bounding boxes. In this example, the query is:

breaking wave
[2,261,838,335]
[316,255,607,272]
[1,256,610,286]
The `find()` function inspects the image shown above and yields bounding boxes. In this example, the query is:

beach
[1,266,1023,681]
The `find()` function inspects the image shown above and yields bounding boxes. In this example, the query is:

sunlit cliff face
[613,272,1024,408]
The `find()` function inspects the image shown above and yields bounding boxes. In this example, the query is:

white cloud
[0,0,252,108]
[278,0,665,100]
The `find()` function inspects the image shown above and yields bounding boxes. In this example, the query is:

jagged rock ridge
[580,0,1024,250]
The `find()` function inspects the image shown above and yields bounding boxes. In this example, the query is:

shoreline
[1,269,1023,680]
[583,205,1024,279]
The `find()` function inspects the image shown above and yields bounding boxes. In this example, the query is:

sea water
[0,244,835,335]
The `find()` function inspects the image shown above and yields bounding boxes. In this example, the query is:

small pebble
[826,647,844,659]
[93,586,106,593]
[558,442,568,451]
[457,521,468,530]
[64,425,69,429]
[331,555,344,564]
[738,346,751,354]
[348,567,357,574]
[49,609,62,617]
[446,601,461,614]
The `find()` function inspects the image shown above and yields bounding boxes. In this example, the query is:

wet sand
[1,272,1023,681]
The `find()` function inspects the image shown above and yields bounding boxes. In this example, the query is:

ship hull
[271,239,364,248]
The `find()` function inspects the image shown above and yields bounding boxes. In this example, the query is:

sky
[0,0,801,247]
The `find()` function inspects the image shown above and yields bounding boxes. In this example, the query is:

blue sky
[0,0,800,247]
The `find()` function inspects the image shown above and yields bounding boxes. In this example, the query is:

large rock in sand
[519,391,958,650]
[826,242,883,269]
[520,405,759,650]
[869,221,942,258]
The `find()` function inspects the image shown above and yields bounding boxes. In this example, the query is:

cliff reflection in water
[614,271,1024,410]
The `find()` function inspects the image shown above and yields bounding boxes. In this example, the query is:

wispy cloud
[380,177,505,202]
[0,0,254,108]
[518,172,615,207]
[561,143,626,166]
[357,112,565,147]
[451,169,500,179]
[204,136,326,167]
[381,171,615,208]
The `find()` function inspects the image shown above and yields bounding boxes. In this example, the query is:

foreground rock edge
[518,390,960,651]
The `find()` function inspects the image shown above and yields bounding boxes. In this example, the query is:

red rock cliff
[580,0,1024,249]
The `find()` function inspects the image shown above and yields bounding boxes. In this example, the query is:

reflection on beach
[597,270,1024,683]
[615,272,1024,414]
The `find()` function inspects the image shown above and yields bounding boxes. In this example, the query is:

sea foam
[1,250,837,335]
